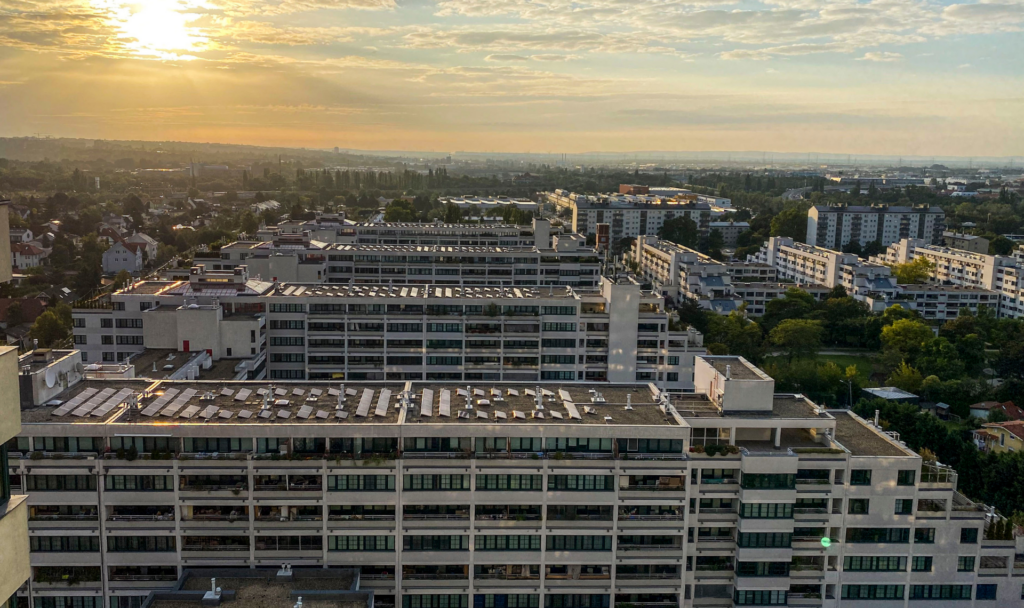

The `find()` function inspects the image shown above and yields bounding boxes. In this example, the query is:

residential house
[9,228,32,243]
[126,232,158,260]
[975,420,1024,453]
[101,241,143,275]
[98,226,125,246]
[968,400,1024,421]
[43,219,61,233]
[11,242,48,270]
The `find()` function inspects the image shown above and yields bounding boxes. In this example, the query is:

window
[270,303,306,313]
[73,318,85,328]
[476,474,543,490]
[736,562,790,577]
[897,470,916,486]
[909,585,971,600]
[30,536,100,552]
[957,556,975,572]
[895,499,913,515]
[116,335,144,345]
[542,322,575,332]
[115,318,143,329]
[107,536,176,552]
[0,446,9,504]
[270,336,304,346]
[474,595,539,608]
[739,503,792,519]
[976,585,997,600]
[914,528,935,543]
[842,585,904,600]
[546,536,612,551]
[74,335,87,345]
[960,528,979,543]
[547,475,614,491]
[740,474,794,489]
[848,499,870,514]
[844,556,906,572]
[403,535,469,551]
[476,535,542,551]
[25,475,97,491]
[849,469,872,485]
[328,536,394,551]
[403,474,470,490]
[845,528,910,543]
[737,533,791,548]
[101,317,114,327]
[733,590,787,606]
[104,475,174,491]
[911,556,932,572]
[182,438,251,454]
[403,595,468,608]
[328,475,395,491]
[269,319,305,329]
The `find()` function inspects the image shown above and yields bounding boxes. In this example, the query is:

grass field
[814,354,879,382]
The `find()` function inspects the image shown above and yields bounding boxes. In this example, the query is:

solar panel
[238,410,253,419]
[92,388,134,417]
[533,411,544,419]
[477,411,489,419]
[507,388,520,397]
[72,388,115,417]
[316,410,329,419]
[327,388,340,396]
[551,411,564,419]
[140,388,179,416]
[457,388,468,397]
[310,389,323,397]
[375,389,391,417]
[559,389,573,402]
[297,406,313,419]
[275,388,287,396]
[277,410,290,419]
[564,402,581,420]
[220,388,234,397]
[345,388,357,396]
[524,389,536,397]
[179,405,201,419]
[218,411,233,419]
[490,388,501,396]
[200,406,219,419]
[257,388,269,396]
[292,388,304,396]
[336,410,349,419]
[421,389,434,416]
[355,389,374,417]
[438,390,451,417]
[513,410,526,419]
[53,387,98,416]
[259,410,272,419]
[494,411,507,420]
[234,389,252,402]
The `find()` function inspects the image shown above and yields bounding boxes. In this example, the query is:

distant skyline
[0,0,1022,157]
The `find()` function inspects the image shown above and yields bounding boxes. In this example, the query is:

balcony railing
[329,514,395,521]
[618,544,683,551]
[108,575,179,582]
[109,514,173,522]
[403,574,468,580]
[182,545,250,551]
[403,514,469,521]
[616,574,680,580]
[31,514,99,521]
[474,574,540,581]
[618,514,683,521]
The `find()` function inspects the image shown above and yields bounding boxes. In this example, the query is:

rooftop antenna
[262,388,272,411]
[626,393,632,410]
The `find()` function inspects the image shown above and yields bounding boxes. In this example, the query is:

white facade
[807,205,945,250]
[101,242,143,276]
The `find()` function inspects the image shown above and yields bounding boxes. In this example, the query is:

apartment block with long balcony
[544,191,711,242]
[6,355,1022,608]
[74,273,704,391]
[631,238,824,316]
[806,204,945,250]
[871,238,1024,319]
[0,200,31,608]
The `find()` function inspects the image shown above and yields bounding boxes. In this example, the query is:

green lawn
[814,354,878,382]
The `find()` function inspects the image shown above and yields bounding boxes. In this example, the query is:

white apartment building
[437,196,540,215]
[631,238,827,316]
[74,271,704,391]
[214,232,600,289]
[544,191,711,242]
[708,222,750,248]
[6,355,1022,608]
[806,204,945,250]
[749,238,998,319]
[872,239,1024,318]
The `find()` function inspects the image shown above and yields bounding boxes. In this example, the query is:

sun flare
[95,0,207,60]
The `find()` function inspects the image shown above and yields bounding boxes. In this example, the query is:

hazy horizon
[0,1,1021,157]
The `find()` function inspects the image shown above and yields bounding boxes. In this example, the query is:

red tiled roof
[11,243,45,255]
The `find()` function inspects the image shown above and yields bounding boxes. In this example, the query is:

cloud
[485,54,530,62]
[857,51,902,62]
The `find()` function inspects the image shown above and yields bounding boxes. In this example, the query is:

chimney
[725,365,731,380]
[874,410,880,427]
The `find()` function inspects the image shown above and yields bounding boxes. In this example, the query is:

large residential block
[4,355,1021,608]
[544,191,711,242]
[807,204,945,251]
[871,239,1024,319]
[74,270,704,391]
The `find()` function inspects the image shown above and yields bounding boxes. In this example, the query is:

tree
[886,361,924,395]
[916,337,965,379]
[442,202,462,224]
[989,236,1014,256]
[28,310,69,348]
[769,319,823,359]
[239,210,259,235]
[769,203,810,240]
[706,229,724,259]
[112,270,133,291]
[384,200,417,222]
[658,216,698,248]
[6,301,23,327]
[880,318,934,365]
[122,194,146,229]
[705,311,766,363]
[762,288,816,329]
[862,240,885,257]
[889,257,935,284]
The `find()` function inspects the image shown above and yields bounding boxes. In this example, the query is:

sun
[95,0,207,60]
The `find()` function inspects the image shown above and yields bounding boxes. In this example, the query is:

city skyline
[0,0,1021,156]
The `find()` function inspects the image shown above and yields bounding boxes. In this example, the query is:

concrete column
[729,428,736,446]
[774,427,782,448]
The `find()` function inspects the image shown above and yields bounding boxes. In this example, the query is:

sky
[0,0,1022,157]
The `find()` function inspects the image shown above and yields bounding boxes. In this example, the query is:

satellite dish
[44,368,56,388]
[75,362,85,374]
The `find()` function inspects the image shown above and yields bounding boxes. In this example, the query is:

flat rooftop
[150,569,362,608]
[269,283,578,300]
[831,410,914,457]
[708,356,763,380]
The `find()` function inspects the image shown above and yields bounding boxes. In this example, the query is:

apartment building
[544,191,711,242]
[872,239,1024,319]
[74,272,704,391]
[806,204,945,250]
[943,232,990,254]
[0,200,31,608]
[437,196,540,215]
[630,238,828,315]
[708,222,749,248]
[6,355,1022,608]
